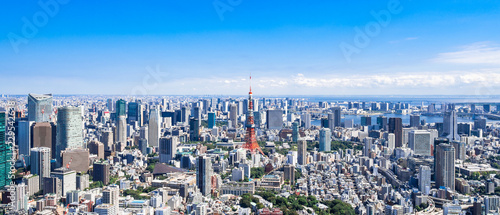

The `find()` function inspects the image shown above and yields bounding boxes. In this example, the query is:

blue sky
[1,0,500,95]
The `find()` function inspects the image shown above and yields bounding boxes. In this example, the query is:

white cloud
[433,42,500,65]
[292,71,500,89]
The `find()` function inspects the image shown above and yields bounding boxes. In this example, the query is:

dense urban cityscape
[3,1,500,215]
[0,91,499,215]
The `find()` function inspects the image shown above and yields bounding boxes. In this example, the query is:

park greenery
[250,167,265,178]
[239,191,355,215]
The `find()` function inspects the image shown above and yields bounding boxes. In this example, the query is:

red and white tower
[242,76,264,155]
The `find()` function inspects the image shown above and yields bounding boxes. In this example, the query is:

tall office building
[12,183,28,212]
[319,128,331,152]
[56,106,83,166]
[452,141,466,161]
[100,130,114,151]
[189,118,200,141]
[435,143,455,190]
[115,99,126,121]
[229,104,238,128]
[18,120,32,157]
[333,107,341,127]
[88,140,105,160]
[127,102,141,124]
[443,110,459,141]
[298,140,307,165]
[159,136,178,163]
[28,93,53,122]
[410,114,420,128]
[106,99,114,112]
[388,118,403,148]
[103,185,120,214]
[51,167,76,195]
[292,122,299,142]
[93,160,110,185]
[377,115,387,130]
[117,115,127,147]
[31,147,51,187]
[0,109,12,189]
[31,122,56,154]
[284,164,295,185]
[361,116,372,126]
[266,109,283,130]
[148,108,160,147]
[207,112,216,129]
[192,106,201,127]
[419,166,431,195]
[196,156,212,196]
[408,130,431,156]
[301,112,311,129]
[327,113,335,129]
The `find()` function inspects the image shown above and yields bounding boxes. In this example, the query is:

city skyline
[1,1,500,95]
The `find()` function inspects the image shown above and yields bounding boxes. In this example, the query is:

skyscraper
[229,104,237,128]
[56,106,83,166]
[419,166,431,195]
[361,116,372,126]
[292,122,299,142]
[443,110,459,141]
[127,102,140,124]
[266,109,283,130]
[319,128,331,152]
[93,160,110,185]
[435,143,455,190]
[388,118,403,148]
[333,107,341,127]
[301,112,311,129]
[192,106,201,127]
[376,115,387,130]
[327,113,334,129]
[408,130,431,156]
[207,112,215,129]
[410,114,420,128]
[284,164,295,185]
[116,115,127,147]
[148,108,160,147]
[28,93,53,122]
[196,156,212,196]
[51,167,76,195]
[115,99,127,121]
[18,120,32,157]
[31,147,51,187]
[298,140,307,165]
[0,109,12,189]
[31,122,56,151]
[159,136,178,163]
[189,117,200,141]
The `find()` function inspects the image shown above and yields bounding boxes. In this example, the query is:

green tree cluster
[251,167,265,178]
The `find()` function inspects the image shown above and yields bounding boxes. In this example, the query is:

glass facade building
[28,93,53,122]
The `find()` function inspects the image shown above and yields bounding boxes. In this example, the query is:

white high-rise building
[103,185,120,214]
[443,110,459,141]
[117,115,127,146]
[56,106,83,166]
[149,108,161,147]
[12,183,28,212]
[419,166,431,195]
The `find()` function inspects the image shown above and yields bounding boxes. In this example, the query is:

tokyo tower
[242,76,265,155]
